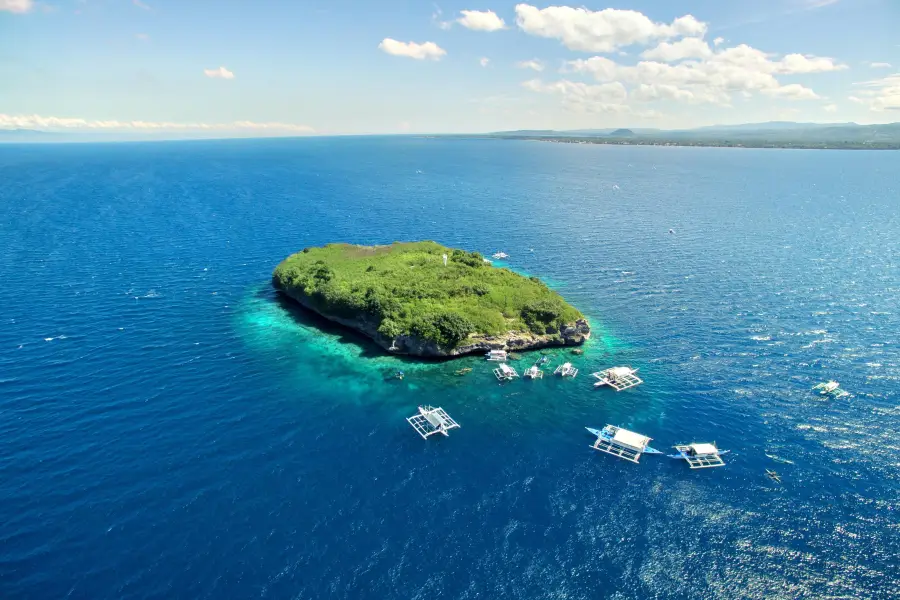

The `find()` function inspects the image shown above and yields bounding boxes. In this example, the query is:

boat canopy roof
[609,367,634,377]
[613,428,649,449]
[500,364,514,373]
[690,443,718,455]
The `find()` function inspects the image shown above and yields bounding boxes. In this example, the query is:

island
[272,241,590,357]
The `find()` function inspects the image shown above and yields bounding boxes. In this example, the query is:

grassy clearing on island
[273,241,584,348]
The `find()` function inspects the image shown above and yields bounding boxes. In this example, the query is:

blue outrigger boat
[586,425,662,463]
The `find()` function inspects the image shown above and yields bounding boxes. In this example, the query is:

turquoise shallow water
[1,137,898,599]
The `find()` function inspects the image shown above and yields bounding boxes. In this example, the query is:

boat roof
[609,367,633,377]
[613,428,649,449]
[691,443,718,455]
[500,364,514,373]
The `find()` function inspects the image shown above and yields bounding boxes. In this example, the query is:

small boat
[592,366,642,391]
[485,349,508,362]
[669,228,675,234]
[668,443,729,469]
[396,370,405,380]
[523,365,543,379]
[407,405,460,439]
[587,425,662,463]
[813,380,844,396]
[491,252,509,259]
[766,469,782,483]
[554,362,578,378]
[493,363,519,381]
[538,356,550,366]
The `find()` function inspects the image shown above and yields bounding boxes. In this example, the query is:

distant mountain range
[489,122,900,149]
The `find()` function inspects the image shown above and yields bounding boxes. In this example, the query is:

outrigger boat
[813,380,847,397]
[554,362,578,378]
[592,366,642,391]
[491,252,509,259]
[523,365,543,379]
[538,356,550,366]
[493,363,519,381]
[485,349,508,362]
[407,406,460,439]
[587,425,662,463]
[766,469,782,483]
[668,443,729,469]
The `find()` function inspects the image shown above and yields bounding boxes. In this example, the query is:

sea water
[1,137,898,599]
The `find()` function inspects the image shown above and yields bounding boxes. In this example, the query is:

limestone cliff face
[275,284,591,358]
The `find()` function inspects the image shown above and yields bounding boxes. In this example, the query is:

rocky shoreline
[276,285,591,358]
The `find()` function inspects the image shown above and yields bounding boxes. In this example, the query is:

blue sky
[1,0,898,136]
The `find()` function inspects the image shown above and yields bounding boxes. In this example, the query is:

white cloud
[378,38,446,60]
[136,33,150,41]
[522,78,641,115]
[515,4,707,53]
[0,113,315,134]
[457,9,506,31]
[823,103,838,112]
[133,0,150,9]
[517,59,544,72]
[852,74,900,111]
[204,66,235,79]
[0,0,32,13]
[869,62,892,69]
[479,57,490,67]
[761,83,820,100]
[713,37,724,46]
[641,38,712,62]
[803,0,839,8]
[564,40,841,107]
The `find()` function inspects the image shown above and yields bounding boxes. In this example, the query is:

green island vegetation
[272,241,589,356]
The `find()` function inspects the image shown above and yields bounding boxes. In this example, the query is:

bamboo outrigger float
[407,406,460,439]
[592,366,642,391]
[587,425,662,463]
[554,362,578,378]
[669,443,728,469]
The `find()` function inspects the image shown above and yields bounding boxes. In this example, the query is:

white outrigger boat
[485,349,508,362]
[493,363,519,381]
[592,366,642,391]
[407,406,460,439]
[813,380,847,397]
[523,365,543,379]
[668,442,728,469]
[587,425,662,463]
[491,251,509,259]
[554,362,578,378]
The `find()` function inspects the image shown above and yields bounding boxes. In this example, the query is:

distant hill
[487,121,900,149]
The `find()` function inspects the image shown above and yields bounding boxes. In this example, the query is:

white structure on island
[407,406,460,439]
[486,349,508,362]
[669,443,728,469]
[592,366,643,391]
[587,425,662,464]
[554,362,578,378]
[493,363,519,381]
[523,365,543,379]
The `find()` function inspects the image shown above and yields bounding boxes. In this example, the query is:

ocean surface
[1,137,898,599]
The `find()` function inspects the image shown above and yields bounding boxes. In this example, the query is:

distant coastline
[476,121,900,150]
[485,135,900,150]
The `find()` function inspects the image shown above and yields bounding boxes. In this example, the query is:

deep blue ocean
[1,137,898,599]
